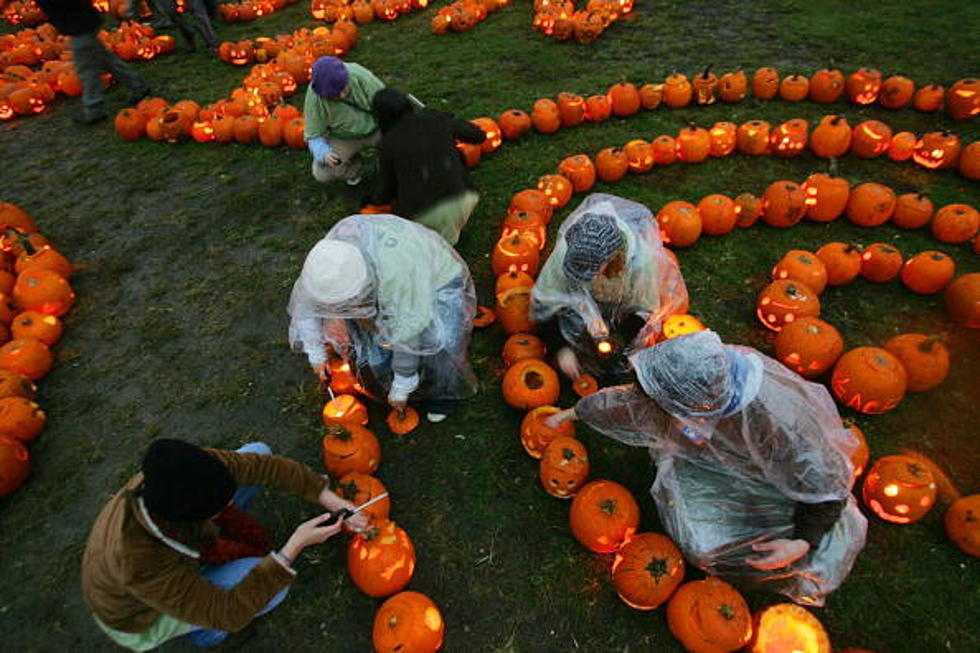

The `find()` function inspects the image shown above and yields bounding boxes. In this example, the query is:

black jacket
[36,0,102,36]
[371,109,486,219]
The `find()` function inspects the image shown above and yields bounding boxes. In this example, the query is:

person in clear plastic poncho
[288,214,477,422]
[547,331,867,606]
[531,193,688,382]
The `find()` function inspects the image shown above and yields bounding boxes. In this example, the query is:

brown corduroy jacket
[80,448,328,633]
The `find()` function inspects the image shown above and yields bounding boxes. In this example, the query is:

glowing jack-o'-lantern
[846,67,882,105]
[491,233,540,277]
[520,405,574,459]
[773,316,842,379]
[946,78,980,121]
[336,472,390,525]
[539,435,589,498]
[348,520,416,597]
[501,209,546,249]
[756,280,820,331]
[611,532,685,610]
[830,347,907,414]
[850,119,892,158]
[769,118,809,158]
[749,603,831,653]
[802,172,850,223]
[569,479,640,552]
[912,131,962,170]
[661,313,705,339]
[372,591,444,653]
[557,154,597,192]
[328,358,360,395]
[495,286,534,335]
[470,116,501,153]
[189,120,215,143]
[736,120,771,155]
[322,393,369,427]
[862,455,937,524]
[708,121,737,156]
[321,424,380,477]
[536,174,573,208]
[772,250,827,294]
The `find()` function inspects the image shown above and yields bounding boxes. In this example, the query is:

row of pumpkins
[219,0,296,22]
[0,20,175,121]
[532,0,635,44]
[1,0,45,27]
[311,0,432,24]
[0,202,77,500]
[431,0,510,35]
[112,23,364,144]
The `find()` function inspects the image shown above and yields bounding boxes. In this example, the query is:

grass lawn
[1,0,979,651]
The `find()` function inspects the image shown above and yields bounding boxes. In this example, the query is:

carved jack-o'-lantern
[912,131,962,170]
[661,313,706,339]
[539,435,589,498]
[321,393,369,427]
[321,424,380,477]
[862,455,937,524]
[348,520,416,597]
[773,316,843,379]
[749,603,831,653]
[831,347,907,414]
[372,591,444,653]
[520,405,574,458]
[769,118,808,158]
[756,280,821,331]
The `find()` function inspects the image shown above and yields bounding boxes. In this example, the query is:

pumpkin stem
[717,603,736,621]
[562,447,576,461]
[599,498,617,515]
[645,557,669,582]
[3,227,35,256]
[700,64,713,79]
[918,334,946,353]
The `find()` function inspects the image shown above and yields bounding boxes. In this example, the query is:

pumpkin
[860,243,903,283]
[0,203,37,233]
[491,233,540,277]
[831,347,907,414]
[572,373,598,397]
[912,83,945,112]
[495,286,535,335]
[584,94,613,123]
[0,370,36,400]
[472,306,496,328]
[802,173,849,223]
[554,92,585,128]
[943,273,980,328]
[530,98,561,133]
[0,396,44,442]
[734,193,763,228]
[846,182,896,227]
[651,135,678,165]
[708,121,737,157]
[509,189,554,223]
[756,280,821,332]
[697,194,736,236]
[15,247,72,278]
[736,120,771,155]
[809,115,851,159]
[900,251,955,295]
[13,268,74,316]
[498,109,531,140]
[348,520,415,597]
[336,472,390,524]
[0,293,17,324]
[257,115,283,147]
[891,193,934,229]
[322,393,369,427]
[884,333,949,392]
[502,333,546,367]
[752,67,779,100]
[114,108,145,141]
[471,117,501,153]
[322,424,380,477]
[621,139,654,173]
[569,479,640,552]
[663,73,692,107]
[761,181,806,228]
[862,455,936,524]
[639,82,664,109]
[0,338,52,381]
[718,69,747,102]
[0,435,29,498]
[912,130,961,170]
[667,577,752,653]
[773,317,843,379]
[536,174,574,208]
[944,495,980,557]
[520,405,574,459]
[557,154,596,193]
[495,270,535,296]
[10,311,62,345]
[846,67,882,104]
[502,358,560,410]
[946,78,980,120]
[931,204,979,243]
[692,66,718,105]
[877,74,915,109]
[661,314,706,340]
[608,81,641,116]
[809,67,845,103]
[457,142,481,169]
[772,250,827,294]
[656,201,702,248]
[816,243,863,286]
[887,131,918,161]
[539,436,589,499]
[778,73,809,101]
[850,119,892,158]
[372,591,444,653]
[595,147,630,182]
[959,141,980,180]
[386,407,420,435]
[749,603,831,653]
[502,209,547,248]
[611,532,685,610]
[676,124,711,163]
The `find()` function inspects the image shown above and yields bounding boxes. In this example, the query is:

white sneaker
[345,176,362,186]
[426,412,447,423]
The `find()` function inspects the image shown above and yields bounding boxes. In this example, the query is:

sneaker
[345,176,362,186]
[426,412,447,423]
[72,111,108,126]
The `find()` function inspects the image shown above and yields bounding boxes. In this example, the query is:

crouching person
[81,439,365,650]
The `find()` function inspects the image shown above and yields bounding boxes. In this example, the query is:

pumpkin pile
[0,22,66,69]
[0,202,76,500]
[1,0,47,27]
[97,20,176,62]
[312,0,431,24]
[218,0,296,22]
[531,0,635,44]
[431,0,510,35]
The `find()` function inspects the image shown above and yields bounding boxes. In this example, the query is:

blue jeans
[185,442,289,647]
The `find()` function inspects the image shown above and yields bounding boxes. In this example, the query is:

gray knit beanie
[562,212,624,282]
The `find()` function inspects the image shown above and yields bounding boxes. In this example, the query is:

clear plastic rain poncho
[575,331,867,606]
[531,193,688,373]
[287,214,477,403]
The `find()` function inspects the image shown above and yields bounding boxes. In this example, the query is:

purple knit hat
[311,56,349,98]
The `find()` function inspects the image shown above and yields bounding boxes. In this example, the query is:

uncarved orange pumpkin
[667,577,752,653]
[945,494,980,557]
[884,333,949,392]
[943,273,980,328]
[569,479,640,553]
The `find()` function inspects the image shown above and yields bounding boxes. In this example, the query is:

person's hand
[747,538,810,570]
[545,407,577,429]
[313,362,329,384]
[280,511,345,561]
[556,346,581,380]
[325,152,342,167]
[318,487,370,533]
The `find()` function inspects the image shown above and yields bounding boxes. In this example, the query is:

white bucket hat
[299,239,369,305]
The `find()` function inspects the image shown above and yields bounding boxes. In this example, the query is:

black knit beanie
[141,439,236,521]
[562,212,624,282]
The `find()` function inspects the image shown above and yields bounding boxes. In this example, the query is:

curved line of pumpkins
[0,202,78,500]
[475,123,979,650]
